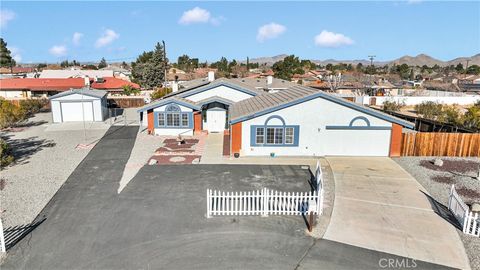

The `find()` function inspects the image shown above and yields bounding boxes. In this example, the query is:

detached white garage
[49,89,108,123]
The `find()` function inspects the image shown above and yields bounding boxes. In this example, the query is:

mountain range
[244,53,480,67]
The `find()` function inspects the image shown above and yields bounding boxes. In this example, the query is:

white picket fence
[207,161,324,218]
[0,218,5,253]
[448,185,480,237]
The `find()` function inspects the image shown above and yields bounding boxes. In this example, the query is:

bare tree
[326,73,343,92]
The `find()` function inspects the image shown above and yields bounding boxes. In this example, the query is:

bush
[0,98,25,129]
[122,85,140,96]
[415,101,444,120]
[19,99,48,117]
[463,105,480,131]
[383,100,405,112]
[0,138,14,168]
[151,87,172,100]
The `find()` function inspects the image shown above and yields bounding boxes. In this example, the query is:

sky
[0,1,479,64]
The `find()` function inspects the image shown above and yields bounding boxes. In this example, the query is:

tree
[98,57,108,69]
[131,42,168,88]
[122,85,140,96]
[150,87,172,100]
[463,103,480,131]
[466,65,480,75]
[272,55,304,80]
[356,63,364,72]
[455,63,464,73]
[415,101,444,120]
[60,60,69,68]
[0,38,16,68]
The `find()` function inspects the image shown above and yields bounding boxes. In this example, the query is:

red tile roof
[90,77,140,90]
[0,78,85,91]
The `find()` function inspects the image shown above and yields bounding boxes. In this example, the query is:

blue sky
[1,1,479,64]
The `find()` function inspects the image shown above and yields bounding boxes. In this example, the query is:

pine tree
[98,57,108,69]
[132,42,168,88]
[0,38,16,68]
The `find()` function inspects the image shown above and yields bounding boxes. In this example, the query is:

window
[274,128,283,144]
[256,127,264,144]
[173,114,180,126]
[285,127,294,144]
[266,128,275,144]
[158,113,165,126]
[166,114,174,126]
[182,114,188,126]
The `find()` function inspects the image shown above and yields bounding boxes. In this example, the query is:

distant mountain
[242,53,480,67]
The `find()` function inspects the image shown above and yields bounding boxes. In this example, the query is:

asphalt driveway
[2,128,452,269]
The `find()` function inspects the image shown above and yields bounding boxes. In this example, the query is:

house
[90,77,140,94]
[39,69,114,79]
[231,76,296,92]
[49,89,108,123]
[0,78,86,98]
[137,72,262,136]
[138,75,414,157]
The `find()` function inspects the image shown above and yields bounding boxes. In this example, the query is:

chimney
[208,71,215,82]
[172,81,179,92]
[267,75,273,85]
[84,77,90,86]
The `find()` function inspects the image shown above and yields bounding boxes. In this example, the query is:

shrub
[414,101,444,120]
[463,105,480,131]
[0,138,14,168]
[151,87,172,100]
[19,98,48,117]
[382,100,405,112]
[122,85,140,96]
[0,98,25,129]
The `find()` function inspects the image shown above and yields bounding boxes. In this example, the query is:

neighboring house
[231,76,296,93]
[39,69,114,79]
[49,89,108,123]
[0,67,37,78]
[138,76,414,157]
[90,77,140,94]
[0,78,86,98]
[100,66,131,81]
[138,73,262,136]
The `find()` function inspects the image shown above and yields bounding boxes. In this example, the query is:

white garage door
[61,102,94,122]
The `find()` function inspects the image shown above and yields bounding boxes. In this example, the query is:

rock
[433,158,443,167]
[148,159,158,165]
[471,203,480,213]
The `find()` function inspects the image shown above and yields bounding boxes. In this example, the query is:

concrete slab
[324,157,470,270]
[200,133,224,164]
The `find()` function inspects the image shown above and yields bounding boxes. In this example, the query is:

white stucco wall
[51,100,62,123]
[240,96,393,157]
[0,90,26,98]
[153,104,194,136]
[362,96,480,106]
[183,85,254,103]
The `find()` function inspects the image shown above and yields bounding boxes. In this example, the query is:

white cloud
[95,29,119,48]
[72,32,83,46]
[49,45,67,57]
[8,46,21,62]
[314,30,354,48]
[256,23,286,43]
[0,9,16,28]
[178,7,222,25]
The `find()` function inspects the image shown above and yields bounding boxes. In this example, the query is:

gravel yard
[394,157,480,270]
[0,112,109,228]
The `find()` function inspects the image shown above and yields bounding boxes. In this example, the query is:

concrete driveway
[324,157,470,270]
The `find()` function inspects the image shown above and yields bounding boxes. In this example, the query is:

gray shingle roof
[229,85,414,128]
[164,78,263,99]
[231,77,296,90]
[48,88,107,100]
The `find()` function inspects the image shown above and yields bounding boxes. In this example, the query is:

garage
[49,89,108,123]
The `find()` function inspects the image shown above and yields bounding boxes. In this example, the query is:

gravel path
[0,113,108,228]
[394,157,480,270]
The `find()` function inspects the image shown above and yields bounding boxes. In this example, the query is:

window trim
[250,115,299,147]
[154,110,193,129]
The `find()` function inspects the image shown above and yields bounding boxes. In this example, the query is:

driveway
[324,157,470,269]
[3,136,450,270]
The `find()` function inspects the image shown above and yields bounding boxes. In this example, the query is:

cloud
[256,23,286,43]
[49,45,67,57]
[72,32,83,46]
[314,30,354,48]
[178,7,223,25]
[0,9,16,28]
[95,29,119,48]
[406,0,422,4]
[8,46,21,62]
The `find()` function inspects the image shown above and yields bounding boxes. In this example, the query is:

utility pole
[465,60,470,79]
[162,40,167,87]
[368,55,376,66]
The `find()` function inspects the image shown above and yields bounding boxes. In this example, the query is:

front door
[206,109,226,132]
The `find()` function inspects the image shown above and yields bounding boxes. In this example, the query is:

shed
[49,89,108,123]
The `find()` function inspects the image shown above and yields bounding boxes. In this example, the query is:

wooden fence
[448,185,480,237]
[401,132,480,157]
[107,97,145,108]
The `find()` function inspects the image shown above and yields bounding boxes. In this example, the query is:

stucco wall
[362,96,480,106]
[240,96,393,157]
[183,85,254,102]
[50,94,106,123]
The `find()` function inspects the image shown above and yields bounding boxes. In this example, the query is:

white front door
[61,102,94,122]
[206,110,226,132]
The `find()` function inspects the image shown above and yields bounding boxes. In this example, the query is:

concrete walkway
[324,157,470,269]
[200,133,224,164]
